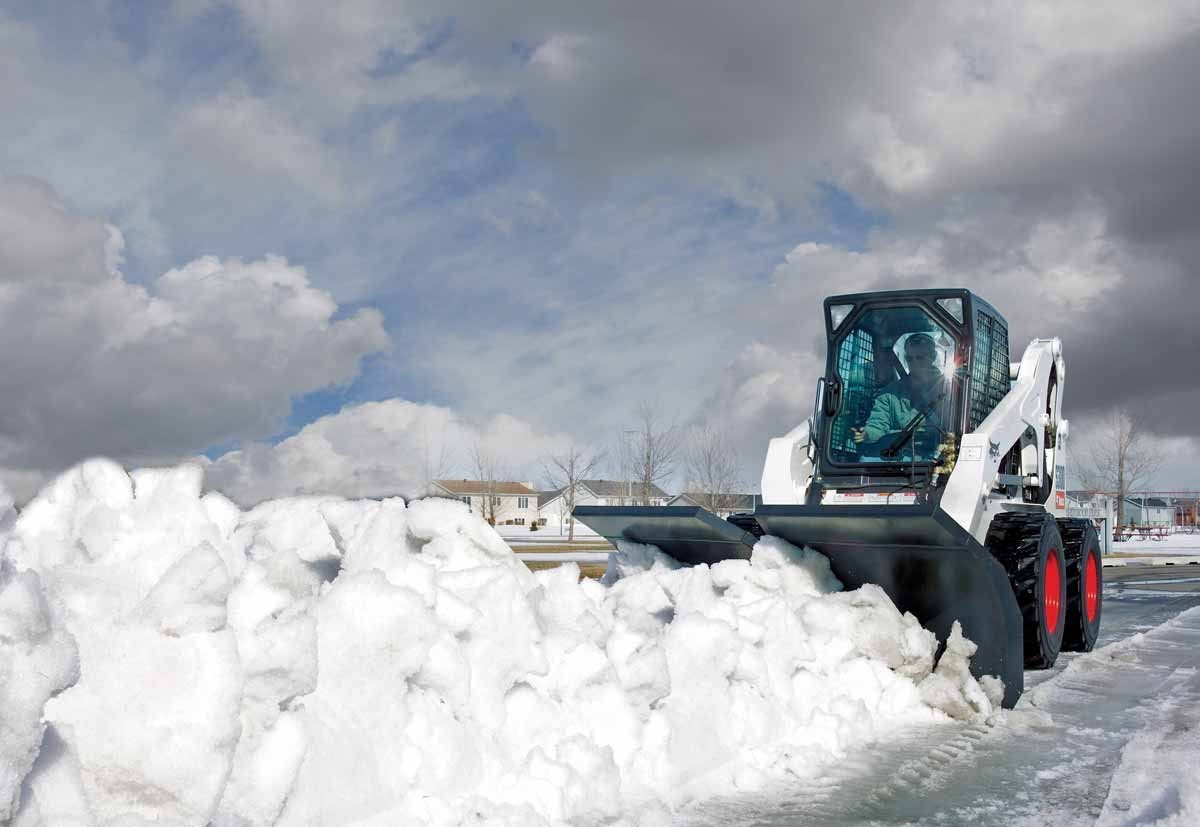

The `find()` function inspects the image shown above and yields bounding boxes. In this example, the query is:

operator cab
[812,289,1010,491]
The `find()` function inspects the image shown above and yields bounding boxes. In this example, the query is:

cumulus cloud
[205,399,568,505]
[0,176,389,496]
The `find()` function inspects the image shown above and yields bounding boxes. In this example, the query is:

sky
[0,0,1198,504]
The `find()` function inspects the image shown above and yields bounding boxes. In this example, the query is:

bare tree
[418,425,453,497]
[622,402,680,505]
[542,443,604,541]
[610,428,636,502]
[470,443,509,526]
[684,423,744,515]
[1077,407,1165,526]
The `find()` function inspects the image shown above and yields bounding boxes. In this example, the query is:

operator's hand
[851,427,866,444]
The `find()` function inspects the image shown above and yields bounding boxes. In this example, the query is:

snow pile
[1,485,79,823]
[5,460,1000,825]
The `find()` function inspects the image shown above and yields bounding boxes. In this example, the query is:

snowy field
[495,524,604,545]
[1111,530,1200,553]
[3,460,1000,826]
[1106,530,1200,566]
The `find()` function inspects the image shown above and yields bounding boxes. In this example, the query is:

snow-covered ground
[495,523,604,545]
[1107,530,1200,566]
[515,551,612,563]
[680,583,1200,825]
[3,460,1001,825]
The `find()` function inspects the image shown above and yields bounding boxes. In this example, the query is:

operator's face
[906,343,941,387]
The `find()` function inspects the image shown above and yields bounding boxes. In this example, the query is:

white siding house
[537,480,671,534]
[666,492,762,519]
[1122,497,1175,527]
[432,480,540,526]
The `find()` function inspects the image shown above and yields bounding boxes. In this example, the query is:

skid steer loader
[575,289,1102,708]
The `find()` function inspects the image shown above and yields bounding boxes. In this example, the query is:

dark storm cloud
[462,1,1200,440]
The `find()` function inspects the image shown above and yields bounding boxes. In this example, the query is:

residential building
[1122,496,1175,527]
[432,479,540,526]
[537,479,672,532]
[666,492,763,518]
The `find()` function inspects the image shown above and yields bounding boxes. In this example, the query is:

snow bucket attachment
[572,505,758,566]
[574,502,1025,708]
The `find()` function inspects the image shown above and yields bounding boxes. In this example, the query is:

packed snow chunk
[9,461,247,825]
[137,541,233,635]
[216,554,318,826]
[333,498,435,596]
[9,725,93,827]
[747,535,843,596]
[7,458,134,569]
[43,625,243,824]
[276,569,470,824]
[214,710,307,827]
[240,496,346,567]
[918,621,1001,718]
[407,494,523,563]
[602,539,682,584]
[0,560,79,822]
[9,460,245,613]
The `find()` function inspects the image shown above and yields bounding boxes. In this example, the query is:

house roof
[671,492,762,511]
[534,480,672,512]
[433,480,537,496]
[1124,496,1171,508]
[579,479,670,499]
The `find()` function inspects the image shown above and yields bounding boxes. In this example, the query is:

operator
[852,332,946,448]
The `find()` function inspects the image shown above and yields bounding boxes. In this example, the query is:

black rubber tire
[1059,519,1103,652]
[985,513,1067,669]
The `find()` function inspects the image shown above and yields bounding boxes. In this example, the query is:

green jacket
[861,380,942,443]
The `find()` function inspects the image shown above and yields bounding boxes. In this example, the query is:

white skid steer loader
[575,289,1103,708]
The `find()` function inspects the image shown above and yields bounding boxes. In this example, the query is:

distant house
[432,479,539,526]
[1123,496,1175,526]
[667,492,762,518]
[537,480,671,531]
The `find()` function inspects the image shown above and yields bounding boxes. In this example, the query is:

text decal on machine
[822,490,917,506]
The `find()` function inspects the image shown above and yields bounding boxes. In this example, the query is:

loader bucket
[573,502,1025,708]
[572,505,758,565]
[756,503,1025,708]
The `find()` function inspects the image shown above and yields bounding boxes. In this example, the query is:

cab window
[828,306,959,465]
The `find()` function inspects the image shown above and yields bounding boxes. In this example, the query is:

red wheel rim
[1085,549,1099,623]
[1044,547,1061,635]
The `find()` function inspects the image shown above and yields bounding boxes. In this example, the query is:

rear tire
[1059,519,1103,651]
[985,513,1067,669]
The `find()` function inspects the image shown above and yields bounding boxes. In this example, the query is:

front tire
[1059,519,1103,651]
[986,513,1067,669]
